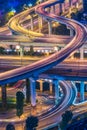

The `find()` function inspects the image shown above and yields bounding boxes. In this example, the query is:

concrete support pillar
[85,84,87,92]
[48,20,52,35]
[70,29,74,36]
[80,48,84,60]
[39,80,43,92]
[20,46,24,57]
[51,5,55,13]
[79,0,82,4]
[70,52,74,59]
[59,3,62,14]
[67,26,74,37]
[76,2,79,9]
[26,78,31,103]
[69,0,73,7]
[30,16,34,31]
[53,79,59,104]
[62,3,65,12]
[49,82,53,94]
[70,51,75,59]
[38,16,43,33]
[19,45,24,66]
[1,85,7,110]
[48,7,51,13]
[80,81,84,102]
[29,77,36,106]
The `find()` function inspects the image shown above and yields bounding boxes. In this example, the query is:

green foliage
[6,123,15,130]
[16,91,24,118]
[25,116,39,130]
[0,47,5,54]
[62,110,73,123]
[16,108,23,118]
[60,110,73,130]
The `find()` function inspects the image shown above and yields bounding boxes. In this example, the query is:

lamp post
[16,45,24,66]
[52,22,59,34]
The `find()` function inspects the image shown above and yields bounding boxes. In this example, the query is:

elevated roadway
[0,80,76,130]
[0,35,72,47]
[0,0,87,85]
[0,0,87,129]
[41,60,87,81]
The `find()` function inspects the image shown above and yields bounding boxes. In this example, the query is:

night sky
[0,0,37,12]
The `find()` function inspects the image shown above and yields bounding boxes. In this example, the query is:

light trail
[0,0,87,129]
[0,0,86,85]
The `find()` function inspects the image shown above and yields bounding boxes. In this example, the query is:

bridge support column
[29,77,36,106]
[62,3,65,12]
[48,7,51,13]
[26,78,31,103]
[19,45,24,66]
[48,20,52,35]
[59,3,62,14]
[38,16,43,33]
[52,5,55,13]
[80,81,84,102]
[53,79,59,104]
[30,16,34,31]
[75,2,79,9]
[69,0,73,7]
[50,5,55,13]
[49,82,53,94]
[67,26,74,37]
[80,48,84,60]
[70,51,75,59]
[1,85,7,110]
[85,84,87,96]
[79,0,82,4]
[39,80,43,92]
[20,46,24,56]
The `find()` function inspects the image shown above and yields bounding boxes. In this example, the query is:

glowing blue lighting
[11,8,16,13]
[28,0,37,6]
[28,3,33,7]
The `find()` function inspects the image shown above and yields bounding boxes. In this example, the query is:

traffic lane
[38,81,76,129]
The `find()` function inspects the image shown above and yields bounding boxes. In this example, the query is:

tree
[25,116,39,130]
[0,47,5,54]
[77,12,82,21]
[16,91,24,118]
[70,12,77,20]
[6,123,15,130]
[62,110,73,123]
[60,110,73,130]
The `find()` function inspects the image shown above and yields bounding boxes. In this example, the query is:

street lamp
[16,45,20,55]
[16,45,20,50]
[54,46,58,51]
[16,45,23,66]
[52,23,56,34]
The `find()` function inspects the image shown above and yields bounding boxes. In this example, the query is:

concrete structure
[30,77,37,106]
[48,20,52,35]
[80,81,85,101]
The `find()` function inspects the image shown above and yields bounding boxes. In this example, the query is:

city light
[0,0,87,130]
